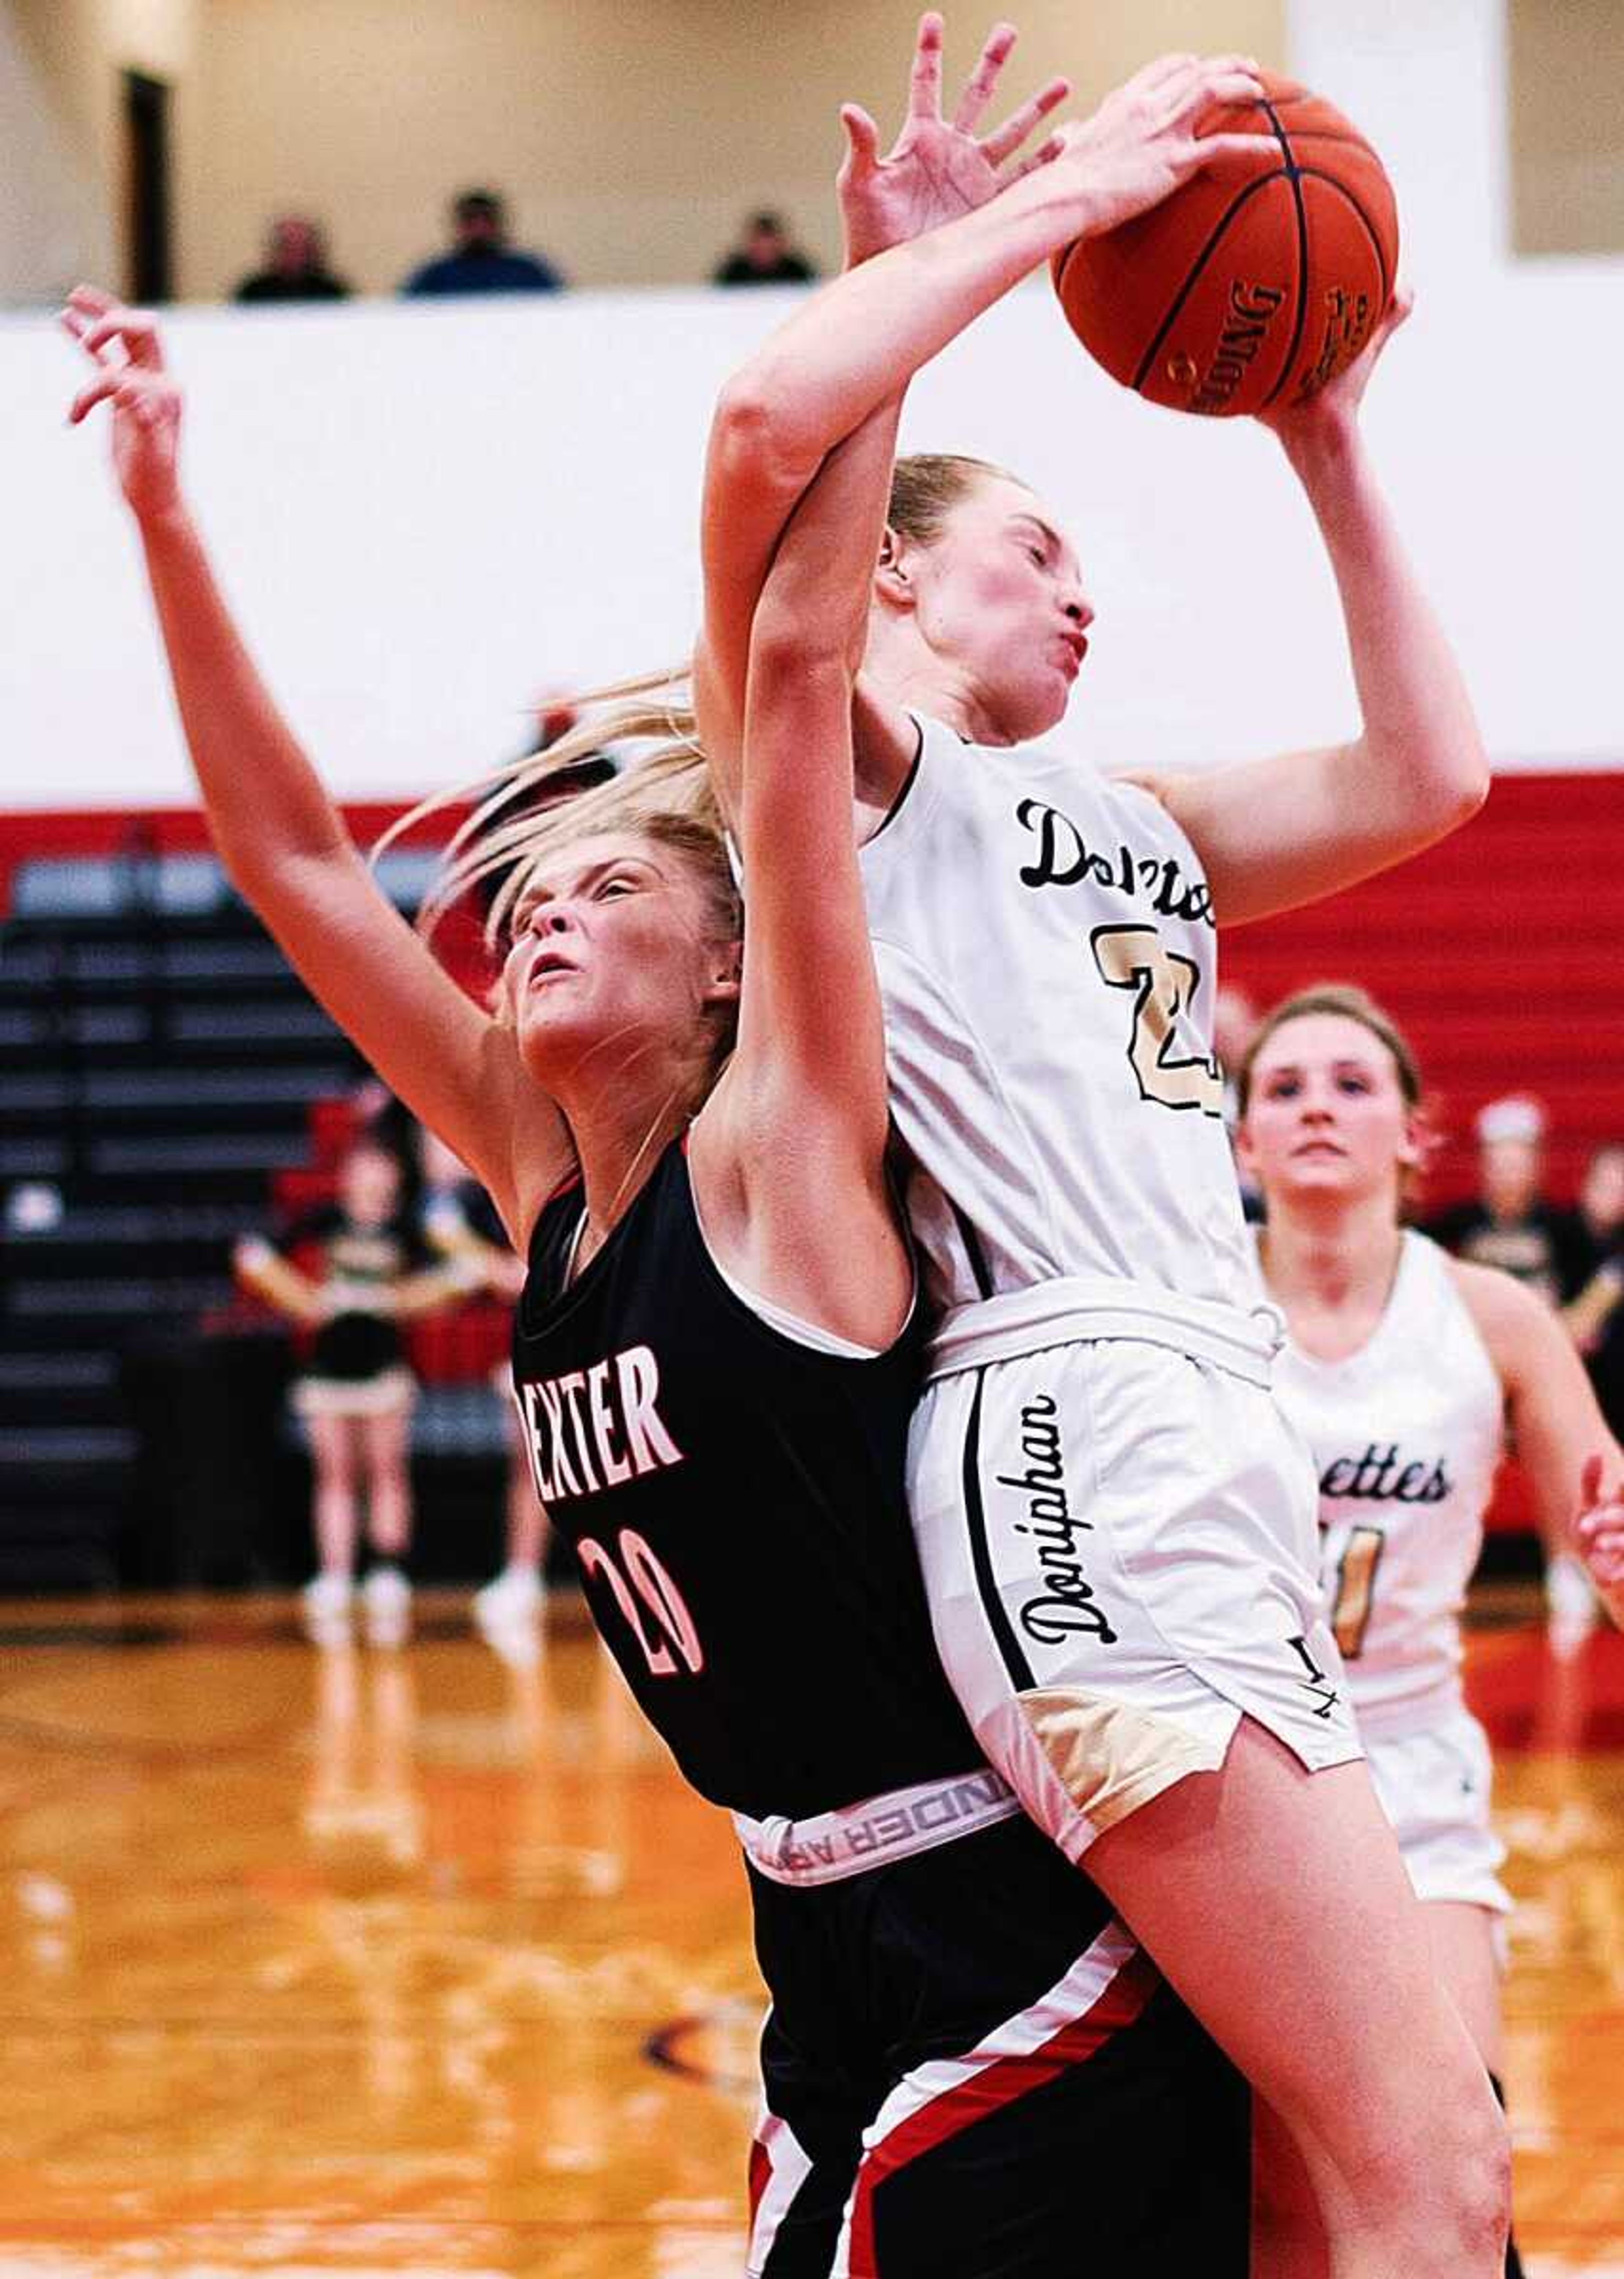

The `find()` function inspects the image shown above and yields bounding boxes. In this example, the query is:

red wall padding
[1221,772,1624,1208]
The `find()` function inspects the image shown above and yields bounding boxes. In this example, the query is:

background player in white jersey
[63,291,1252,2276]
[1236,982,1624,2277]
[693,16,1509,2273]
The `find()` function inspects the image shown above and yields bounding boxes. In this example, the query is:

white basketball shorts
[908,1333,1363,1861]
[1361,1704,1511,1916]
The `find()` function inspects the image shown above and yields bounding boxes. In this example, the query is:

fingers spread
[1193,68,1271,117]
[908,10,946,119]
[839,102,881,176]
[1001,128,1067,187]
[982,74,1070,170]
[1158,59,1265,131]
[80,309,166,370]
[951,20,1016,134]
[1134,53,1199,94]
[1190,131,1275,178]
[68,371,122,424]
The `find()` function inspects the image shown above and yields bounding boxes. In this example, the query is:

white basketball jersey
[1258,1230,1505,1732]
[859,716,1252,1316]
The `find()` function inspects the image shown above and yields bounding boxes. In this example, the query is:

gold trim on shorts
[1019,1686,1228,1835]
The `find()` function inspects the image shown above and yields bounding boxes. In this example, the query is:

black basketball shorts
[743,1813,1248,2277]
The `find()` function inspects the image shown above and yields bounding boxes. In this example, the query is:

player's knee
[1365,2080,1509,2259]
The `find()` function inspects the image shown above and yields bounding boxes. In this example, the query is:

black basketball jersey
[511,1139,983,1820]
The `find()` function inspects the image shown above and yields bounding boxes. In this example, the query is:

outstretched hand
[1260,280,1415,440]
[837,12,1070,267]
[1575,1451,1624,1617]
[61,285,184,526]
[1040,52,1270,236]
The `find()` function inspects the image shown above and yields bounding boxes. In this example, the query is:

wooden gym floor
[0,1584,1618,2276]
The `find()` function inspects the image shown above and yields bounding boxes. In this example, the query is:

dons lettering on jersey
[514,1342,684,1506]
[1319,1442,1453,1505]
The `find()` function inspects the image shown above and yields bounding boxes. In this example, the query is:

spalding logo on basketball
[1052,71,1399,418]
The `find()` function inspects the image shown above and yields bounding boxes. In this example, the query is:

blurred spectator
[417,1125,549,1649]
[713,209,818,286]
[233,1137,471,1646]
[401,189,563,297]
[1562,1142,1624,1436]
[235,215,351,304]
[1425,1094,1586,1305]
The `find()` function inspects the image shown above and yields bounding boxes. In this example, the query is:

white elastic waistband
[927,1275,1284,1389]
[734,1766,1020,1888]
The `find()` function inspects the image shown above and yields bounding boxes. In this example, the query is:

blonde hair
[378,666,739,1102]
[387,455,1017,954]
[383,455,1010,943]
[1236,983,1423,1116]
[378,665,724,949]
[887,452,1014,546]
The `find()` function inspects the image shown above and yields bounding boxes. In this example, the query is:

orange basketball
[1051,71,1398,418]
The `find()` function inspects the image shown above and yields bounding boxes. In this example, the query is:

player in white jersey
[693,17,1513,2273]
[1235,982,1624,2275]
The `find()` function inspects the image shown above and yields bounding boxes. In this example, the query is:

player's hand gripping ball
[1053,69,1398,417]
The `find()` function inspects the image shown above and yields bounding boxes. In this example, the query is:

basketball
[1051,71,1399,418]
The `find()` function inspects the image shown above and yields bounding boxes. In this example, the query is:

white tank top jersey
[859,714,1252,1318]
[1256,1229,1506,1734]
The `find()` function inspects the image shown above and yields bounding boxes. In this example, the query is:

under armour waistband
[927,1275,1284,1390]
[734,1765,1021,1887]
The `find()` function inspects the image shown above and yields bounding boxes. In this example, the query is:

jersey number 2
[1090,925,1223,1117]
[577,1530,705,1678]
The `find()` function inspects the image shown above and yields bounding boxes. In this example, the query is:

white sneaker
[473,1565,545,1637]
[362,1563,413,1648]
[301,1572,353,1645]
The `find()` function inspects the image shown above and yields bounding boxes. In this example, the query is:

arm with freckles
[1454,1259,1624,1626]
[1140,297,1490,924]
[61,289,569,1238]
[695,38,1265,822]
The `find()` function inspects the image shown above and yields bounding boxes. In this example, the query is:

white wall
[3,0,1619,811]
[0,6,112,301]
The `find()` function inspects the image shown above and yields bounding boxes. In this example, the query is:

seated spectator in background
[401,189,563,297]
[234,215,351,304]
[712,208,817,286]
[1426,1093,1586,1307]
[1564,1143,1624,1438]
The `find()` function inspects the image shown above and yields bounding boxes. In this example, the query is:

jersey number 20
[577,1529,705,1678]
[1090,925,1223,1117]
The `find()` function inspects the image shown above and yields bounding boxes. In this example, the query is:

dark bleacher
[0,849,388,1587]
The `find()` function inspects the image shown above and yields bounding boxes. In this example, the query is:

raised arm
[1456,1259,1624,1624]
[63,290,566,1236]
[690,400,911,1347]
[694,35,1265,817]
[1146,292,1491,924]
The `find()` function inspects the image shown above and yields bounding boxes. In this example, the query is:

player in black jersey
[66,291,1247,2274]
